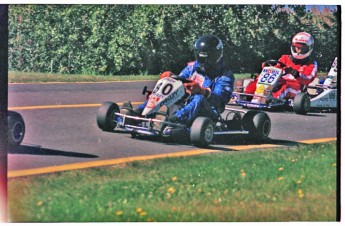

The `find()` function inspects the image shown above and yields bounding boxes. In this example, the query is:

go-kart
[230,57,338,114]
[96,75,271,148]
[8,111,25,149]
[305,57,337,112]
[230,60,312,115]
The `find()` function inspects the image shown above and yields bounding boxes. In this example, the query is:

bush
[8,5,340,75]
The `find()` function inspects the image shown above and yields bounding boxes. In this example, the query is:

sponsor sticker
[191,71,205,86]
[146,94,160,109]
[255,85,265,94]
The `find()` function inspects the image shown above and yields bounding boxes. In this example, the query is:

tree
[8,5,339,75]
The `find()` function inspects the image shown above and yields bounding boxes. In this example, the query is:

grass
[8,71,161,83]
[8,71,328,83]
[8,142,338,222]
[8,71,254,83]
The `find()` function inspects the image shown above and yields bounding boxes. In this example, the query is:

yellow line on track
[227,143,283,150]
[8,149,218,178]
[8,137,336,179]
[299,137,337,144]
[8,102,144,111]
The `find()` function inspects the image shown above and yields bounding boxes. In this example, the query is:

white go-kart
[306,57,337,112]
[97,75,272,148]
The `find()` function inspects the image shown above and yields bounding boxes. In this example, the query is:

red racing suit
[245,55,318,99]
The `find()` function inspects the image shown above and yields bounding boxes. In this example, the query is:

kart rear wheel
[242,111,271,141]
[97,102,120,132]
[293,93,310,115]
[8,111,25,149]
[190,117,214,148]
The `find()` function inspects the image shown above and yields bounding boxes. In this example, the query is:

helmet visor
[195,50,208,64]
[291,43,309,55]
[194,49,221,66]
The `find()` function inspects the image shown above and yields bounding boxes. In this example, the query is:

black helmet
[194,35,224,70]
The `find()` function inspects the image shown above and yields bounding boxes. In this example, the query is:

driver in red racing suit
[245,32,318,99]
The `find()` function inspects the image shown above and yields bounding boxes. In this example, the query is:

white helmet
[291,32,314,60]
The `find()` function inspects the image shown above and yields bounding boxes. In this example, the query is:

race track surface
[8,81,338,175]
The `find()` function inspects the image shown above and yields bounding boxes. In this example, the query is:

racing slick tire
[242,111,271,141]
[293,93,310,115]
[97,102,120,132]
[8,111,25,149]
[190,117,214,148]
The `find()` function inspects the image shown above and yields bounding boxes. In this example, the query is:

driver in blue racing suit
[128,35,234,127]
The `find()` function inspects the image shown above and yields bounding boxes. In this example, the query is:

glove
[159,71,173,79]
[184,81,203,95]
[184,81,211,98]
[284,67,299,78]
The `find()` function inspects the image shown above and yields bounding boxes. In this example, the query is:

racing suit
[245,55,317,99]
[172,60,234,125]
[136,60,234,126]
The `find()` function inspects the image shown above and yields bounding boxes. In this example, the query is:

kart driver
[124,34,234,127]
[244,31,318,100]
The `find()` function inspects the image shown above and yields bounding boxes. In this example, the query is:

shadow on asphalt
[215,135,302,146]
[131,134,304,151]
[209,137,303,152]
[8,145,99,158]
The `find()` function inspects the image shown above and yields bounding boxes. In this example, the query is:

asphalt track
[7,81,338,178]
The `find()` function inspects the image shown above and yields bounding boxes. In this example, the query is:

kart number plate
[258,67,282,85]
[254,66,282,95]
[142,77,185,116]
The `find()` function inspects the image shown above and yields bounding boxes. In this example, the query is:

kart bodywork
[97,76,272,148]
[230,57,338,114]
[306,57,338,112]
[230,63,311,114]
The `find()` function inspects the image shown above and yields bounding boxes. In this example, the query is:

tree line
[8,5,340,75]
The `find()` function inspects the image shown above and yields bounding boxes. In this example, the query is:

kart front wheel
[97,102,120,132]
[8,111,25,149]
[293,93,310,115]
[190,117,214,148]
[242,111,271,141]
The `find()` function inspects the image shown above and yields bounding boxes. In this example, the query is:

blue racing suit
[173,60,234,125]
[136,60,234,126]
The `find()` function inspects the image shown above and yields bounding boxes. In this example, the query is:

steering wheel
[170,74,191,83]
[263,59,286,68]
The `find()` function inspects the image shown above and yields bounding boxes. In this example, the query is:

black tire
[190,117,214,148]
[96,102,120,132]
[8,111,25,149]
[242,111,271,141]
[293,93,310,115]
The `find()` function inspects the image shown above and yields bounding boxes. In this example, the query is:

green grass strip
[8,142,337,222]
[8,71,160,83]
[8,71,328,83]
[8,71,254,83]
